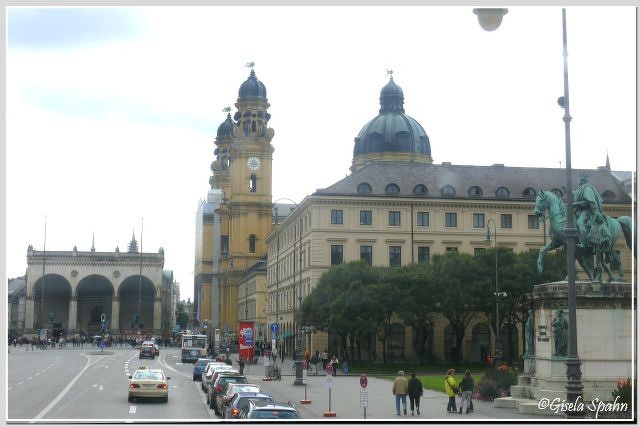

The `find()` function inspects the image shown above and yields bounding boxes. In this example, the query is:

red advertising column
[238,321,254,363]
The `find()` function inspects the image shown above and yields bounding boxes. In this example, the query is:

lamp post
[474,8,583,416]
[485,218,502,363]
[273,198,304,386]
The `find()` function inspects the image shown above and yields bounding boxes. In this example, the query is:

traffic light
[101,313,106,323]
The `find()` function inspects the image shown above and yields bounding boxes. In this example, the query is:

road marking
[27,377,33,381]
[8,387,12,391]
[33,353,101,420]
[35,372,40,376]
[17,381,23,386]
[129,406,136,414]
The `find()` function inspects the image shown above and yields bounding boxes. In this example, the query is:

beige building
[263,76,633,362]
[199,72,633,363]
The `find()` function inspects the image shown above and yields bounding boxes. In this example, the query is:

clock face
[247,156,261,171]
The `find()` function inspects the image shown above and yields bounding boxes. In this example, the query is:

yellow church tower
[207,65,275,334]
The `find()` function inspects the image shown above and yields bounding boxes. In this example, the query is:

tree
[430,253,487,363]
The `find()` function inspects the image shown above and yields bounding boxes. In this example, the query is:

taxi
[128,366,171,403]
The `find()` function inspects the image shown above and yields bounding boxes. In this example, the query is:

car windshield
[251,409,300,419]
[239,397,272,408]
[134,371,164,381]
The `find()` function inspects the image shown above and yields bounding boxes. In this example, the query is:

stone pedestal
[530,280,632,402]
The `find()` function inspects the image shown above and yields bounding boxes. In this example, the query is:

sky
[5,6,637,302]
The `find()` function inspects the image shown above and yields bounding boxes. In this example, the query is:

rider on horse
[571,174,605,249]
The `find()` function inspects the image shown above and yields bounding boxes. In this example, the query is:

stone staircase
[494,374,563,417]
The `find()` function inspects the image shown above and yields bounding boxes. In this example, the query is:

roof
[8,276,26,295]
[314,161,631,203]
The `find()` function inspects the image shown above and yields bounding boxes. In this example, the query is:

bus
[181,334,208,363]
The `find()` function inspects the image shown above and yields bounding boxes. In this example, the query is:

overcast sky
[6,6,636,301]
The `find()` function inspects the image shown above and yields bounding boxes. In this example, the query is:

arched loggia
[32,274,72,335]
[76,275,115,336]
[118,275,156,334]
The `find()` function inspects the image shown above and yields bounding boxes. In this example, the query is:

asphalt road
[8,346,214,421]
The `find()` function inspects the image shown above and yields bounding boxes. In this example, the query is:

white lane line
[129,406,137,414]
[33,353,100,420]
[27,377,33,381]
[35,372,40,376]
[17,381,24,386]
[8,387,12,391]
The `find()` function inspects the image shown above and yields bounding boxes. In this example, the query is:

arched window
[468,186,483,197]
[357,182,372,194]
[471,323,491,363]
[601,190,616,200]
[522,187,537,198]
[495,186,510,198]
[441,185,456,197]
[413,184,428,196]
[385,183,400,195]
[249,235,256,253]
[249,174,257,193]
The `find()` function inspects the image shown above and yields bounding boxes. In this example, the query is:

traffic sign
[271,323,279,334]
[360,374,368,388]
[360,388,368,407]
[325,374,333,389]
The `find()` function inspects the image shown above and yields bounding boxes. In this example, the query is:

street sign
[203,320,208,328]
[100,313,106,323]
[224,324,230,335]
[360,374,368,388]
[360,388,368,407]
[325,374,333,389]
[271,323,279,334]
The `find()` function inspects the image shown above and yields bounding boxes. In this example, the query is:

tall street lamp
[273,198,304,386]
[474,7,583,416]
[485,218,502,363]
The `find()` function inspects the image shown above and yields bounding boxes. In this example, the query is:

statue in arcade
[524,309,535,357]
[552,309,568,357]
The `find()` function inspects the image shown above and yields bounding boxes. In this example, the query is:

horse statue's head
[533,189,547,217]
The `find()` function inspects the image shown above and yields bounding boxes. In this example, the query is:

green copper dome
[353,77,431,159]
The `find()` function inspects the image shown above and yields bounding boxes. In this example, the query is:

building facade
[264,76,633,362]
[20,236,169,338]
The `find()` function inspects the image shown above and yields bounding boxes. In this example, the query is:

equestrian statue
[533,174,633,282]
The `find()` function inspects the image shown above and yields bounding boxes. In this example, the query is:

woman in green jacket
[444,369,459,413]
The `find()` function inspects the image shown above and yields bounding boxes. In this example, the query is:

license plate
[143,384,155,388]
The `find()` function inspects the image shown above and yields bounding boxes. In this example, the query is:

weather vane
[222,106,231,113]
[386,69,394,78]
[245,61,255,70]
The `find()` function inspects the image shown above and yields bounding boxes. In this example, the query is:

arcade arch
[118,275,156,334]
[32,274,72,333]
[76,275,114,336]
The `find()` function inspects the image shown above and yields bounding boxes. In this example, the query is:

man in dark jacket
[407,373,423,415]
[459,370,475,414]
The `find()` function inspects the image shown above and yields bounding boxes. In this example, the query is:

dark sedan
[222,391,274,419]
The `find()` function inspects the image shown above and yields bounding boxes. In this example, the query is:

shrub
[478,376,498,400]
[496,364,518,390]
[612,378,632,405]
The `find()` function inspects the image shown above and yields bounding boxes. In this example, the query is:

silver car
[201,362,227,392]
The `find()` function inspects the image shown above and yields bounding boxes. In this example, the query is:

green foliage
[478,376,498,400]
[176,312,189,328]
[612,378,632,405]
[495,364,519,389]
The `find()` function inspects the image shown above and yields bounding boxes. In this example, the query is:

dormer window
[413,184,428,196]
[441,185,456,197]
[385,183,400,195]
[601,190,616,200]
[523,187,536,198]
[495,186,510,199]
[468,186,483,197]
[357,182,372,194]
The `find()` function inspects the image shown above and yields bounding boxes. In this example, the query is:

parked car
[208,373,247,414]
[247,402,301,419]
[205,366,239,400]
[202,362,227,392]
[128,366,170,403]
[222,391,274,419]
[218,383,261,415]
[192,358,214,381]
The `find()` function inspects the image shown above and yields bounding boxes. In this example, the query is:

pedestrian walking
[330,355,339,376]
[458,370,474,414]
[321,349,328,370]
[407,373,423,415]
[445,368,459,413]
[342,351,350,374]
[392,370,409,416]
[238,357,245,375]
[311,350,320,375]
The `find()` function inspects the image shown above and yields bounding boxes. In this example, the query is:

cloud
[8,7,146,50]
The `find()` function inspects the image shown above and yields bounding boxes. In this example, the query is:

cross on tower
[245,61,255,70]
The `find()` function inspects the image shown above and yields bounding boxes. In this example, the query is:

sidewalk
[239,355,558,421]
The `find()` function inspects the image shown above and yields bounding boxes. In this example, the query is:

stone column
[68,296,78,333]
[111,297,120,333]
[25,296,35,332]
[154,297,162,334]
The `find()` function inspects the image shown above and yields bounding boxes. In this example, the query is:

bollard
[300,383,311,404]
